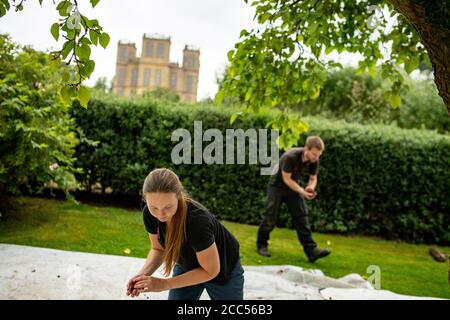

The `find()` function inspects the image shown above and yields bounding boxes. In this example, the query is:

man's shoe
[257,246,272,257]
[307,247,331,263]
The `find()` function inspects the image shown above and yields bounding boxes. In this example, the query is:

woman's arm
[133,242,220,293]
[127,233,165,296]
[138,233,165,275]
[166,242,220,289]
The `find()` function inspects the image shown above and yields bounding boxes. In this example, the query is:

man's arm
[306,175,318,190]
[281,170,313,199]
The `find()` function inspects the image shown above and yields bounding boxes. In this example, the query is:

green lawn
[0,196,449,299]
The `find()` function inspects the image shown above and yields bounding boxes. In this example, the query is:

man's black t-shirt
[269,147,319,190]
[142,199,240,285]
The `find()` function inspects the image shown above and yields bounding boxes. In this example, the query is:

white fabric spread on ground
[0,244,440,300]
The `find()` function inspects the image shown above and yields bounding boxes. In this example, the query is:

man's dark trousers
[257,185,317,255]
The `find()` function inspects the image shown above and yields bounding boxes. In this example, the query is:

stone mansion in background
[112,34,200,103]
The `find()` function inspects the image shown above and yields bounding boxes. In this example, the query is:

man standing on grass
[256,135,331,263]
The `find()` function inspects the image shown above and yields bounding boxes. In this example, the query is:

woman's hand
[126,273,147,297]
[133,275,169,293]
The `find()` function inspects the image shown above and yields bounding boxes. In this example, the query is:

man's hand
[301,187,316,200]
[132,275,169,294]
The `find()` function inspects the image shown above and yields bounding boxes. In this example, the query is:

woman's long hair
[142,168,189,276]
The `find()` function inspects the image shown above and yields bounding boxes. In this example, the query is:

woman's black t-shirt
[142,199,240,285]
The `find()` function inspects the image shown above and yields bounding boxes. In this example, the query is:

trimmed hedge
[71,95,450,244]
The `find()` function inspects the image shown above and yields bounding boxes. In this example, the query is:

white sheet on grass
[0,244,441,300]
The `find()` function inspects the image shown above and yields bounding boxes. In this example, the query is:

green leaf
[230,112,242,125]
[245,88,253,102]
[311,44,322,58]
[421,54,432,69]
[66,29,75,41]
[384,91,401,109]
[57,1,71,16]
[1,0,11,10]
[61,41,74,59]
[89,30,99,46]
[80,37,92,46]
[50,23,60,41]
[49,56,61,69]
[89,19,99,27]
[227,50,235,62]
[59,85,72,105]
[77,44,91,60]
[215,90,225,105]
[307,22,318,35]
[62,70,71,82]
[99,32,110,49]
[404,56,419,74]
[31,140,41,149]
[90,0,100,8]
[82,60,96,78]
[77,86,91,108]
[82,15,95,28]
[259,12,271,24]
[309,85,321,100]
[368,63,377,78]
[390,94,401,109]
[325,46,334,55]
[56,1,69,10]
[239,29,249,38]
[0,4,6,18]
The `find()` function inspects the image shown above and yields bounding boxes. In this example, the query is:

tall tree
[218,0,449,149]
[0,34,80,196]
[0,0,110,107]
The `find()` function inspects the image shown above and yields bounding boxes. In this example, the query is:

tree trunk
[388,0,450,114]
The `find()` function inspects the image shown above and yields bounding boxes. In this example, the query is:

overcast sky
[0,0,257,100]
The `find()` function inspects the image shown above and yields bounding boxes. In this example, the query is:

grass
[0,196,449,299]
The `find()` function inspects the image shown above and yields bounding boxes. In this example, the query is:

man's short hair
[305,136,324,151]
